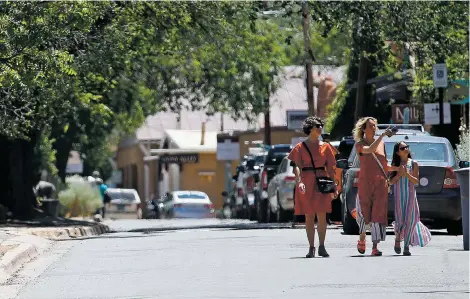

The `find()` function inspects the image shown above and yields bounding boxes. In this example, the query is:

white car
[161,191,215,219]
[106,188,142,219]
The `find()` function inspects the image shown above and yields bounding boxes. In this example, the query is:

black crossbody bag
[302,142,336,194]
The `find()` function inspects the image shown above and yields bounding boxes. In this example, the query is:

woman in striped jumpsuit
[389,141,431,256]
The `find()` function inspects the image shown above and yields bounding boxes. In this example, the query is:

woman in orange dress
[352,117,396,256]
[288,116,337,258]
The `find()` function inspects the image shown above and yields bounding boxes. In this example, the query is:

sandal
[357,240,366,254]
[318,245,330,257]
[371,248,383,256]
[394,240,401,254]
[306,246,315,258]
[403,246,411,256]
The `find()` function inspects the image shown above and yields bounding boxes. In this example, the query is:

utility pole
[438,56,445,125]
[302,1,315,116]
[264,89,271,146]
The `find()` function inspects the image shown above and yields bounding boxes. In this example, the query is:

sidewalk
[0,217,110,284]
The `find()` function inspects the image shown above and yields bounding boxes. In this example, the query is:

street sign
[391,104,422,124]
[216,139,240,161]
[424,103,451,125]
[433,64,448,88]
[160,154,199,164]
[286,110,308,130]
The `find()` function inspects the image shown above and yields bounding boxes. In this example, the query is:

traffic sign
[433,64,448,88]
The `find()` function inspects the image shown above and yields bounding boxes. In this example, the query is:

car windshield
[177,193,207,200]
[107,190,135,201]
[384,142,449,162]
[107,191,121,199]
[265,147,291,166]
[255,155,266,163]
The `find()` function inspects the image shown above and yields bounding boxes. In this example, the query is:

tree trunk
[9,135,40,220]
[52,124,76,182]
[0,135,12,211]
[354,54,368,120]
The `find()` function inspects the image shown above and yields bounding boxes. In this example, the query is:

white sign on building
[286,110,309,130]
[216,139,240,161]
[433,63,448,88]
[424,103,451,125]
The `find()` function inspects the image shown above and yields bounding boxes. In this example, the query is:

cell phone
[391,126,399,133]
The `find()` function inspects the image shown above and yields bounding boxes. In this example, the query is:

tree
[0,1,289,219]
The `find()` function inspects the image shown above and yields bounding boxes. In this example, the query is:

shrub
[455,122,469,162]
[58,175,103,217]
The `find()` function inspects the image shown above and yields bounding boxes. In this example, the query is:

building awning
[451,97,469,105]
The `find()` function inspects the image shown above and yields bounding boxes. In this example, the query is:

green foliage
[1,2,290,180]
[456,123,470,162]
[58,175,102,217]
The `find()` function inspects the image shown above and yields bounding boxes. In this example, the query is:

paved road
[5,220,470,299]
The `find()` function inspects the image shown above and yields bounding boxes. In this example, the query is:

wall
[116,144,158,201]
[238,129,305,156]
[180,152,219,207]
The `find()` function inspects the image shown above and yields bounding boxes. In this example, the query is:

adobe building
[115,65,347,210]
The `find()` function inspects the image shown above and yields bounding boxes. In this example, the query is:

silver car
[266,157,295,222]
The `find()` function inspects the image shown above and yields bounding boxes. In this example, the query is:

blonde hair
[353,117,377,142]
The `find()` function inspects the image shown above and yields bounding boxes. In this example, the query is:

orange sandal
[371,248,382,256]
[357,240,366,254]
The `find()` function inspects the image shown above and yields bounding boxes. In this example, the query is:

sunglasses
[315,124,323,128]
[399,145,409,151]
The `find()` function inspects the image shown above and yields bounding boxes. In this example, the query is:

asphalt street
[4,219,469,299]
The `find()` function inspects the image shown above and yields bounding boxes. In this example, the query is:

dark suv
[256,144,293,222]
[337,134,463,235]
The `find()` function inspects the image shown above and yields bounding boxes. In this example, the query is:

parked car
[257,144,293,222]
[161,191,215,219]
[236,153,266,220]
[266,156,296,222]
[106,188,142,219]
[145,195,165,219]
[337,134,463,235]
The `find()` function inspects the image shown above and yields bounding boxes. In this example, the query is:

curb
[0,243,38,282]
[0,223,110,284]
[29,223,110,240]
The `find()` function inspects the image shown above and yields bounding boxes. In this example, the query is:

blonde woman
[352,117,397,256]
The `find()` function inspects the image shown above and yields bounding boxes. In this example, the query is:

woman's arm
[389,174,400,185]
[406,161,419,185]
[387,165,400,172]
[325,144,336,179]
[294,166,301,183]
[359,132,387,154]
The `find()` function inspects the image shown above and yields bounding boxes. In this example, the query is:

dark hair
[302,116,324,136]
[390,141,412,179]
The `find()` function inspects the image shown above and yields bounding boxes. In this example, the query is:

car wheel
[266,200,276,223]
[222,205,232,219]
[447,219,463,235]
[257,197,267,223]
[342,196,359,235]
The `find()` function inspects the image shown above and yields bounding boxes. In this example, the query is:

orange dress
[356,140,389,225]
[288,141,336,216]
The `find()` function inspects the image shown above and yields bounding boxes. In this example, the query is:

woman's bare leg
[316,212,327,246]
[305,214,316,247]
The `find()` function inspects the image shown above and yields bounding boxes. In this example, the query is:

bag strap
[371,152,389,182]
[302,141,320,176]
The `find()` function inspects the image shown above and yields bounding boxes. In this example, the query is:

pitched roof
[165,129,218,151]
[135,65,346,141]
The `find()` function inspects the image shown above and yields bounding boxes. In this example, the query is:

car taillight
[237,188,244,197]
[246,177,255,191]
[284,175,295,182]
[353,171,360,187]
[444,167,459,188]
[204,203,214,210]
[261,170,268,189]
